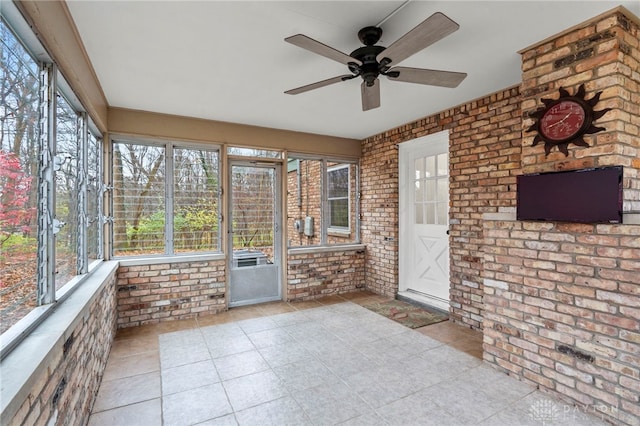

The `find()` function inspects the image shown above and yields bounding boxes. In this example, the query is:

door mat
[362,299,448,329]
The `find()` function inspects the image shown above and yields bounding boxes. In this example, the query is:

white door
[398,130,450,311]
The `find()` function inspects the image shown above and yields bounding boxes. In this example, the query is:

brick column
[520,7,640,210]
[483,8,640,425]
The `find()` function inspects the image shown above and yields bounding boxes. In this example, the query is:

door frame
[398,130,451,311]
[227,159,284,307]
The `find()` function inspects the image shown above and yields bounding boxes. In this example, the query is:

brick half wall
[483,218,640,425]
[287,247,366,300]
[116,259,226,328]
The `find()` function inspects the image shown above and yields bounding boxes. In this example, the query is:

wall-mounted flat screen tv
[517,166,623,223]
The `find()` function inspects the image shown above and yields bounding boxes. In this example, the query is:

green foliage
[124,200,220,251]
[126,210,165,250]
[0,234,37,260]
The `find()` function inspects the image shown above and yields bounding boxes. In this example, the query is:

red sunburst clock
[527,84,611,156]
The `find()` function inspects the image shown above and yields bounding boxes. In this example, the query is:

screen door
[228,162,281,306]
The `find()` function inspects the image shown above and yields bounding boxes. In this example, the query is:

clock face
[539,100,586,142]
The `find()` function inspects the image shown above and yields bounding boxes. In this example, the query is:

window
[173,147,220,253]
[87,132,102,262]
[287,156,359,247]
[0,15,104,337]
[55,93,80,289]
[1,18,40,333]
[327,164,350,230]
[228,147,282,158]
[112,141,221,257]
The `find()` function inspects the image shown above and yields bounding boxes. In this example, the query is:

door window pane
[437,153,448,176]
[415,204,424,224]
[231,166,275,262]
[415,181,423,202]
[414,158,424,179]
[437,178,448,203]
[425,156,436,177]
[437,202,448,225]
[425,203,436,224]
[426,180,436,201]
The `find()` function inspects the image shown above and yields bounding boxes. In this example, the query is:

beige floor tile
[102,350,160,381]
[115,318,197,339]
[92,298,608,426]
[196,312,237,327]
[289,300,323,311]
[92,371,161,413]
[255,302,296,315]
[88,398,161,426]
[109,334,159,358]
[315,295,347,305]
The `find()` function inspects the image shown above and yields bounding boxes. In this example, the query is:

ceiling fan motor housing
[350,44,386,86]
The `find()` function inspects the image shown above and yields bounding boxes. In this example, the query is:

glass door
[228,162,281,306]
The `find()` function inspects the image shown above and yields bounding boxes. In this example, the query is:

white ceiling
[66,1,639,140]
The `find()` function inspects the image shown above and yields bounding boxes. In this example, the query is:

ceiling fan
[284,12,467,111]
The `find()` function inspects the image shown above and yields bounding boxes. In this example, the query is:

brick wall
[116,259,226,328]
[287,159,322,246]
[6,269,117,426]
[287,247,366,300]
[361,87,522,326]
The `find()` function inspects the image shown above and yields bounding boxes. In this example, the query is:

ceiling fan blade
[361,80,380,111]
[285,34,362,66]
[285,75,355,95]
[376,12,459,66]
[386,67,467,87]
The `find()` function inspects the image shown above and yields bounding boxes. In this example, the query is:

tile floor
[88,292,608,426]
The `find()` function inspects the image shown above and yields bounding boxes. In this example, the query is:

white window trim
[327,163,351,232]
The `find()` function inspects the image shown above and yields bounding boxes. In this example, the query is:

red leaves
[0,150,35,234]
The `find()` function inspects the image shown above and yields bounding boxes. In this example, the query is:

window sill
[116,253,226,266]
[288,244,365,255]
[327,228,351,237]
